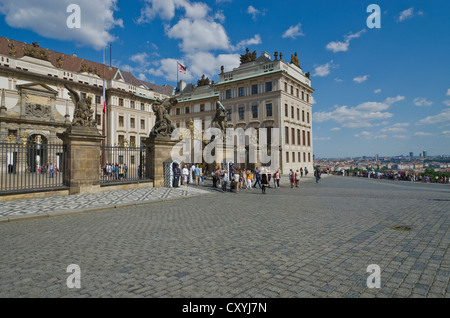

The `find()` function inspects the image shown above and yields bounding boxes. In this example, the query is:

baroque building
[0,37,173,149]
[174,50,314,175]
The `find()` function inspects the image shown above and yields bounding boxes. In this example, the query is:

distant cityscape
[314,151,450,176]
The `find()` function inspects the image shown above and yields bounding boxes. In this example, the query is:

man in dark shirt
[253,167,261,189]
[174,164,181,187]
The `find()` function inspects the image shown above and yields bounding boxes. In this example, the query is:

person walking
[276,170,281,188]
[261,166,269,194]
[314,167,322,183]
[222,170,229,193]
[289,169,295,188]
[253,167,262,189]
[233,170,240,193]
[300,168,303,178]
[182,164,189,186]
[195,164,201,185]
[246,170,252,189]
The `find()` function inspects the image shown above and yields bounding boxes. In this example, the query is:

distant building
[423,151,428,158]
[409,152,414,158]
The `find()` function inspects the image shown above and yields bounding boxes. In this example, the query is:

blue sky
[0,0,449,158]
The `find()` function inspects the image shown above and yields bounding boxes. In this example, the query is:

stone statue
[240,48,257,64]
[56,56,63,68]
[8,43,16,57]
[64,84,95,128]
[197,74,210,87]
[149,96,178,138]
[291,52,300,68]
[210,101,228,133]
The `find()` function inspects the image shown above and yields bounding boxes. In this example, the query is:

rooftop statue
[291,52,300,68]
[240,48,257,64]
[64,84,95,128]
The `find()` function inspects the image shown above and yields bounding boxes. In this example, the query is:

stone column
[143,136,178,188]
[57,126,105,195]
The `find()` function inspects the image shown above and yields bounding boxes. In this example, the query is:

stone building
[0,36,173,149]
[174,50,315,175]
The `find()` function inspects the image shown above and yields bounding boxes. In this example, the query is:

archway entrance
[27,134,48,172]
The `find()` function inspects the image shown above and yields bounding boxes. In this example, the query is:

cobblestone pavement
[0,186,211,222]
[0,176,448,298]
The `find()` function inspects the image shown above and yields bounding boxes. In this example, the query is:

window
[130,118,135,129]
[297,108,300,120]
[227,109,232,121]
[291,85,294,95]
[303,153,306,162]
[200,104,205,112]
[226,89,232,99]
[185,107,190,114]
[286,152,289,163]
[252,84,258,95]
[141,103,145,111]
[297,129,300,145]
[284,83,288,92]
[239,107,245,120]
[265,82,272,92]
[296,88,299,98]
[131,156,135,165]
[301,91,304,100]
[302,130,306,146]
[176,108,180,115]
[285,104,288,117]
[238,87,245,97]
[291,106,294,119]
[141,119,145,130]
[307,112,310,124]
[119,116,124,127]
[118,135,124,146]
[130,136,136,146]
[291,128,295,145]
[96,114,101,125]
[302,110,305,122]
[119,98,124,106]
[298,152,301,162]
[307,94,310,103]
[292,152,295,163]
[95,95,101,104]
[252,105,258,119]
[285,127,289,144]
[130,101,135,109]
[307,131,311,146]
[308,153,311,162]
[266,103,273,117]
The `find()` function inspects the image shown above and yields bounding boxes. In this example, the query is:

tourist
[246,170,252,189]
[182,164,189,186]
[49,162,54,178]
[253,167,261,189]
[233,170,240,193]
[261,166,269,194]
[222,170,229,193]
[195,164,201,185]
[314,167,321,183]
[295,170,300,187]
[289,169,295,188]
[276,170,281,188]
[239,170,244,190]
[212,168,217,188]
[300,167,303,178]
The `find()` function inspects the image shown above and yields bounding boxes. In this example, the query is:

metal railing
[100,145,151,185]
[0,142,67,193]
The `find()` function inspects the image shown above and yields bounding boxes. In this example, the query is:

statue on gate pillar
[149,96,178,139]
[64,84,95,128]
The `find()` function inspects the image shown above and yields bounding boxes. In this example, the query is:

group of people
[29,163,57,178]
[173,163,205,188]
[102,163,128,181]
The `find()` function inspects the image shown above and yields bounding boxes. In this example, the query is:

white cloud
[418,108,450,125]
[354,131,388,140]
[130,52,149,66]
[138,0,210,23]
[380,127,407,133]
[166,18,230,53]
[314,137,331,141]
[330,127,341,131]
[447,89,450,96]
[282,23,305,39]
[414,132,433,137]
[233,34,262,51]
[413,97,433,106]
[374,89,381,93]
[334,78,343,82]
[313,96,404,129]
[247,6,265,21]
[393,122,410,128]
[0,0,123,50]
[326,29,366,53]
[397,7,423,22]
[444,100,450,107]
[313,61,338,77]
[353,75,369,83]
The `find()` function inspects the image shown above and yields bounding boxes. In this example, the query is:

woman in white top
[182,165,189,186]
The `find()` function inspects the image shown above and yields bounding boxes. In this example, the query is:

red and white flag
[177,61,186,74]
[103,79,106,114]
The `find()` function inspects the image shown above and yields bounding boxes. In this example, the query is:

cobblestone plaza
[0,176,449,298]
